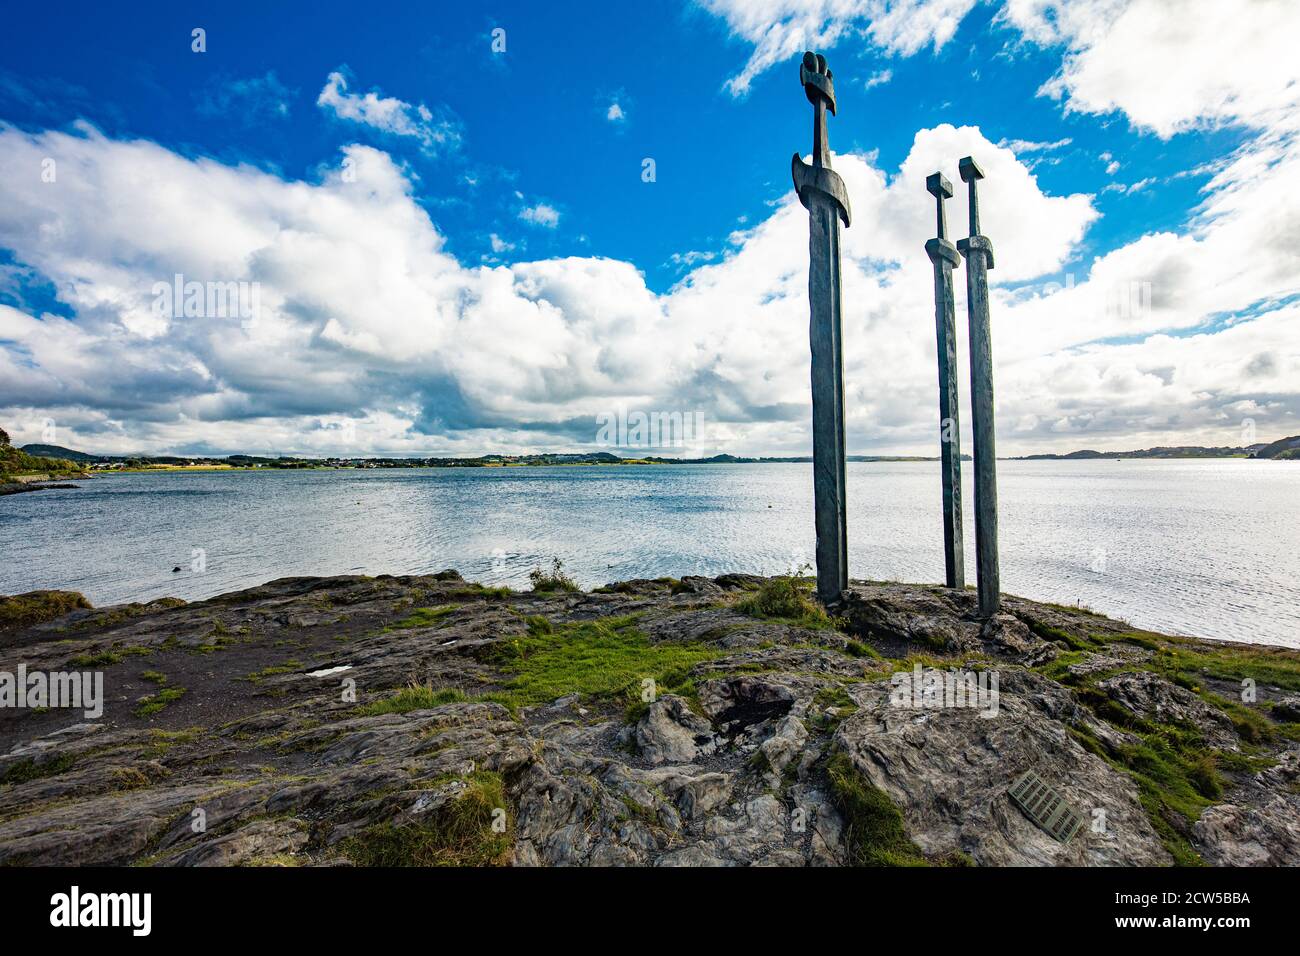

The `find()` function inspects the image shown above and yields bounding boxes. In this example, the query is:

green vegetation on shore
[735,575,833,629]
[356,685,467,716]
[485,614,719,714]
[0,590,93,631]
[528,558,580,593]
[0,427,80,482]
[354,612,719,720]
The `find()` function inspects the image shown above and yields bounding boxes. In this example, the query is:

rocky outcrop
[1,573,1297,867]
[634,695,717,764]
[1098,672,1240,749]
[833,585,1060,665]
[833,680,1169,865]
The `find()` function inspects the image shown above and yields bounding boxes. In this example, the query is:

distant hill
[1017,443,1269,460]
[1250,435,1300,460]
[19,443,104,463]
[2,437,80,479]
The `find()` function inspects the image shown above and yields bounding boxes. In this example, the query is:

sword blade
[807,197,848,601]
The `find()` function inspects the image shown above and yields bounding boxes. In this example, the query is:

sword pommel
[800,51,837,115]
[958,156,985,182]
[926,172,954,199]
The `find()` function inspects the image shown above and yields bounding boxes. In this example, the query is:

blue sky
[0,0,1297,456]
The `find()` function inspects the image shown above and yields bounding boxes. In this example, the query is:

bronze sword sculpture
[791,51,851,604]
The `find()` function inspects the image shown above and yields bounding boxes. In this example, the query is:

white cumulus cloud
[317,70,461,153]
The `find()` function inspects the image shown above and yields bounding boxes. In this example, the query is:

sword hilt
[800,51,836,169]
[957,156,994,269]
[792,51,851,227]
[959,156,985,237]
[926,172,953,240]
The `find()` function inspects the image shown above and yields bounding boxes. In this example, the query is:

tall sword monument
[791,51,852,605]
[924,172,965,590]
[956,156,1001,616]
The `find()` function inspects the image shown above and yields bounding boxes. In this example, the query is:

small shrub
[528,558,580,593]
[735,577,829,626]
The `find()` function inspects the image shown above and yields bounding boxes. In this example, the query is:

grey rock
[698,675,800,726]
[758,715,809,782]
[634,695,716,765]
[660,771,732,820]
[1194,796,1300,865]
[1271,695,1300,722]
[1098,672,1239,749]
[833,681,1171,866]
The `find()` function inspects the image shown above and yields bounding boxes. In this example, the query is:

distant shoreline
[14,455,1291,482]
[12,434,1300,475]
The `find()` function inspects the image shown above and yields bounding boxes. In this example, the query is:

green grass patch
[68,650,123,667]
[355,684,468,716]
[809,685,858,733]
[843,639,880,660]
[134,687,186,718]
[1023,618,1094,651]
[1040,601,1098,616]
[0,590,92,631]
[484,613,718,713]
[826,752,929,866]
[1,753,76,785]
[246,660,304,682]
[595,578,681,595]
[1067,720,1213,866]
[1051,631,1300,867]
[67,646,151,668]
[1212,749,1274,775]
[1145,641,1300,694]
[140,670,168,685]
[446,584,512,601]
[243,854,303,867]
[1202,692,1275,745]
[141,727,202,757]
[340,771,512,866]
[385,605,461,630]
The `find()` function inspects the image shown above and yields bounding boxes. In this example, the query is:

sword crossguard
[926,236,961,268]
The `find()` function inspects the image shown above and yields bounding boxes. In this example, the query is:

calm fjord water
[2,460,1297,647]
